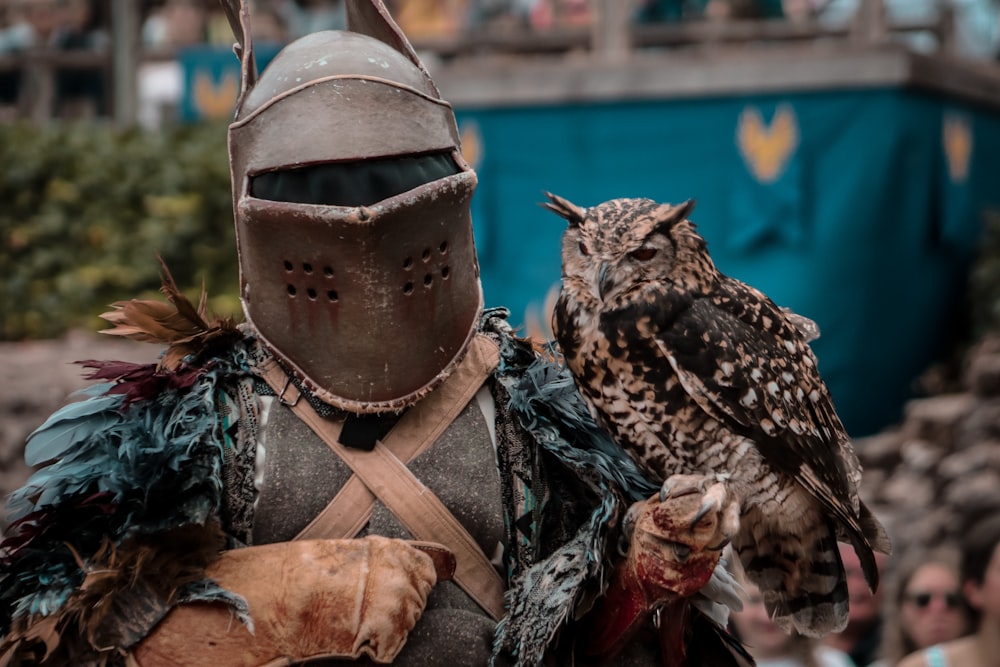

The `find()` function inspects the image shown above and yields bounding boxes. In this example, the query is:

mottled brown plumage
[546,193,890,637]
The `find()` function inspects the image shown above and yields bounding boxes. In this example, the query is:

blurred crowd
[138,0,1000,55]
[0,0,995,113]
[728,517,1000,667]
[0,0,995,49]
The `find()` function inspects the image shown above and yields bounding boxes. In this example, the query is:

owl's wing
[650,279,880,559]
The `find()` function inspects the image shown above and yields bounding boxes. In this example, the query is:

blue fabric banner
[458,89,1000,435]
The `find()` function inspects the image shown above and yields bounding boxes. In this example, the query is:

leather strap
[291,335,500,541]
[256,335,507,621]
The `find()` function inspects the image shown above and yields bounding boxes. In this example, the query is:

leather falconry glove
[583,474,740,666]
[128,536,455,667]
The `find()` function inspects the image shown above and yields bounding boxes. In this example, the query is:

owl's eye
[629,247,658,261]
[578,242,591,256]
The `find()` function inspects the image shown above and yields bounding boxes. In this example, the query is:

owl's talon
[708,537,731,552]
[658,476,681,502]
[658,483,673,503]
[658,473,709,502]
[655,475,739,551]
[691,503,715,532]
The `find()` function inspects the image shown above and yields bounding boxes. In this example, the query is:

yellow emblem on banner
[943,113,972,184]
[460,121,483,170]
[737,104,799,184]
[193,71,239,119]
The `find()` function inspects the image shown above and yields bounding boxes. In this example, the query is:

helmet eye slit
[249,152,461,207]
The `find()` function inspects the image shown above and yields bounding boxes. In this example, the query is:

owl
[545,193,890,637]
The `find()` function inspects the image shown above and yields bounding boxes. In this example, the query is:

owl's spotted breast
[556,285,710,477]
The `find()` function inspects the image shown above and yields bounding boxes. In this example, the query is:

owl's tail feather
[736,511,849,638]
[861,503,891,555]
[860,500,892,561]
[833,499,891,599]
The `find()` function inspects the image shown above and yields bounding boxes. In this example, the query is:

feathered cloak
[0,293,656,666]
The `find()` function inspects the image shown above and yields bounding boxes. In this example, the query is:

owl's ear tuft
[541,192,587,227]
[654,199,696,232]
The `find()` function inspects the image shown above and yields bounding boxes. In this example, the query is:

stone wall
[855,335,1000,556]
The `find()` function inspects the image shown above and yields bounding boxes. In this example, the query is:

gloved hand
[128,536,455,667]
[582,474,739,662]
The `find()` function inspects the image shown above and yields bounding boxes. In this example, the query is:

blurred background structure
[2,0,1000,534]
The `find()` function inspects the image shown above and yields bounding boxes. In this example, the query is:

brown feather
[98,260,239,372]
[157,256,209,332]
[0,523,228,665]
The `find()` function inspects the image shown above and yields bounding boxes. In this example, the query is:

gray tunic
[248,387,507,666]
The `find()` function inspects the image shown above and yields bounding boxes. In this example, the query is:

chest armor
[249,386,504,613]
[252,390,501,543]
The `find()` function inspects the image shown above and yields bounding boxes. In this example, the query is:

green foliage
[0,121,241,340]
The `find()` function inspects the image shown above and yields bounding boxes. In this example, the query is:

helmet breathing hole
[441,266,450,279]
[307,288,317,300]
[439,241,449,254]
[283,260,293,271]
[423,274,433,287]
[324,266,334,277]
[421,248,431,262]
[287,285,297,296]
[327,290,338,302]
[403,257,413,270]
[303,263,313,274]
[403,282,415,295]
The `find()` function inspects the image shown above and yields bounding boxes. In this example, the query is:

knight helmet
[223,0,482,413]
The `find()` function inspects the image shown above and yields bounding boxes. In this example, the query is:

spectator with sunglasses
[898,514,1000,667]
[873,547,971,667]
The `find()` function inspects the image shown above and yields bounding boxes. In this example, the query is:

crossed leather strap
[256,334,507,621]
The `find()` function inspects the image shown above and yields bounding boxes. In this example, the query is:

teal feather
[484,310,657,665]
[2,336,255,638]
[24,394,125,466]
[506,347,657,502]
[21,587,72,619]
[494,492,619,666]
[178,580,253,631]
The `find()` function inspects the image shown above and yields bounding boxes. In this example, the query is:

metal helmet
[222,0,482,413]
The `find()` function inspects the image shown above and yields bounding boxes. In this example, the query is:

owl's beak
[597,262,613,301]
